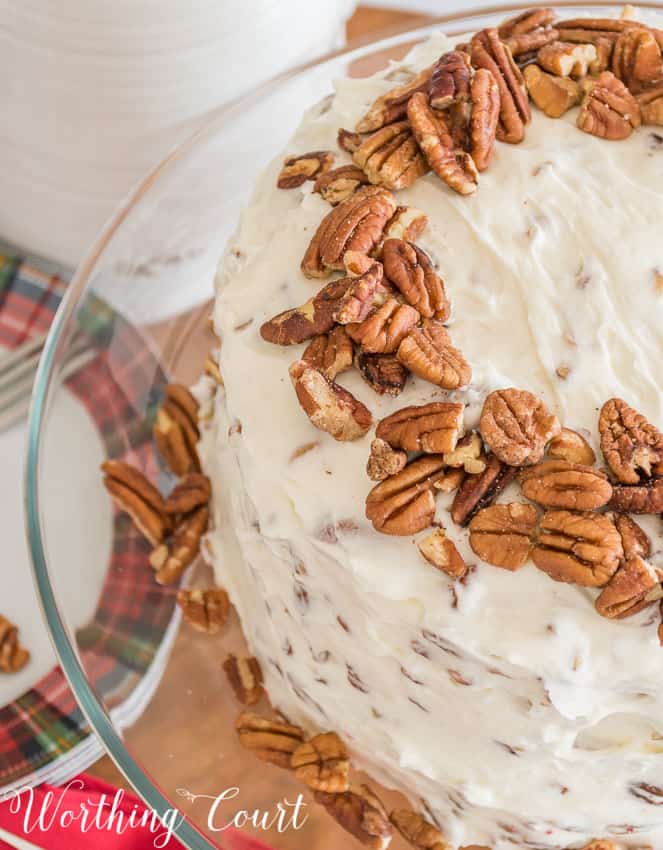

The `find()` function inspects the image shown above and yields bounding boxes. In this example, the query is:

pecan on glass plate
[236,712,305,768]
[429,51,473,109]
[347,298,419,354]
[352,121,428,190]
[101,459,170,545]
[149,504,209,585]
[612,26,663,91]
[407,92,479,195]
[595,555,663,619]
[637,84,663,125]
[599,397,663,484]
[164,473,211,515]
[376,402,464,454]
[277,150,334,189]
[498,7,559,56]
[261,278,352,346]
[390,808,453,850]
[577,71,641,140]
[153,384,201,476]
[469,502,539,570]
[356,65,433,133]
[469,68,500,171]
[315,785,392,850]
[176,587,230,633]
[397,320,471,391]
[223,655,265,705]
[290,360,372,441]
[355,351,409,397]
[0,614,30,674]
[451,453,518,526]
[383,238,450,321]
[366,438,407,482]
[480,388,561,467]
[520,460,612,510]
[291,731,350,793]
[301,186,397,278]
[417,528,467,579]
[302,326,354,381]
[531,510,623,586]
[314,165,370,206]
[548,428,596,465]
[366,455,447,536]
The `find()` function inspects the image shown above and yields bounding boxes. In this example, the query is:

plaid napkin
[0,251,178,790]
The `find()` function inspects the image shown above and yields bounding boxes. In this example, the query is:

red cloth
[0,774,274,850]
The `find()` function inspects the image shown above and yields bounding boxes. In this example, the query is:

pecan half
[470,68,500,171]
[223,655,265,705]
[504,28,560,56]
[277,151,334,189]
[176,587,230,633]
[471,28,531,143]
[356,351,409,397]
[236,713,305,768]
[290,360,372,441]
[397,320,471,390]
[302,326,354,380]
[356,65,433,133]
[444,432,486,474]
[595,555,663,619]
[613,512,650,560]
[451,453,518,526]
[407,93,479,195]
[429,51,473,108]
[352,122,428,190]
[609,479,663,514]
[418,528,467,579]
[469,502,539,570]
[301,187,397,278]
[261,278,352,346]
[164,473,211,515]
[538,41,598,77]
[524,65,581,117]
[366,455,446,536]
[548,428,596,465]
[383,239,450,321]
[382,205,429,242]
[0,615,30,673]
[101,460,170,545]
[599,398,663,484]
[149,504,209,585]
[367,438,407,482]
[376,402,464,454]
[612,26,663,91]
[638,85,663,124]
[531,510,623,586]
[315,785,392,850]
[577,71,641,140]
[390,808,452,850]
[480,388,561,467]
[291,731,350,793]
[347,298,419,354]
[498,8,556,39]
[314,165,371,205]
[153,384,200,476]
[333,263,389,324]
[520,460,612,510]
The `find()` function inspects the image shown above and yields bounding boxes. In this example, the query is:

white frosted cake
[199,8,663,849]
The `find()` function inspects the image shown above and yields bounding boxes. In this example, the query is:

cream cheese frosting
[199,20,663,849]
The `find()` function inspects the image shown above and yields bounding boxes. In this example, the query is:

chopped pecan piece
[407,93,479,195]
[291,731,350,793]
[352,122,428,190]
[595,555,663,619]
[444,432,486,474]
[469,502,539,570]
[149,505,209,585]
[613,512,650,560]
[302,187,397,278]
[376,402,464,454]
[429,51,473,108]
[471,28,531,143]
[612,26,663,90]
[302,326,354,380]
[470,68,500,171]
[397,320,471,390]
[577,71,641,140]
[356,65,433,133]
[418,528,467,579]
[261,278,352,345]
[548,428,596,465]
[333,263,389,324]
[347,298,419,354]
[290,360,372,441]
[315,785,392,850]
[531,510,623,586]
[382,206,429,243]
[164,473,211,515]
[101,460,170,545]
[344,251,376,277]
[538,41,598,77]
[0,615,30,673]
[433,468,466,493]
[599,397,663,484]
[236,712,305,768]
[367,438,407,482]
[176,587,230,633]
[451,453,518,526]
[524,64,581,117]
[314,165,370,205]
[383,239,450,321]
[338,128,363,153]
[223,655,265,705]
[366,455,446,536]
[356,351,409,397]
[480,388,561,466]
[609,479,663,514]
[277,151,334,189]
[638,85,663,125]
[390,808,452,850]
[153,384,201,476]
[520,460,612,510]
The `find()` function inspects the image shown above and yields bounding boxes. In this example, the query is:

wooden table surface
[88,7,434,849]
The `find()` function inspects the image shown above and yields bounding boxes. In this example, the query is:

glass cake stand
[25,4,661,849]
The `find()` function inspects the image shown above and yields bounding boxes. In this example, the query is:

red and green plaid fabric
[0,252,177,787]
